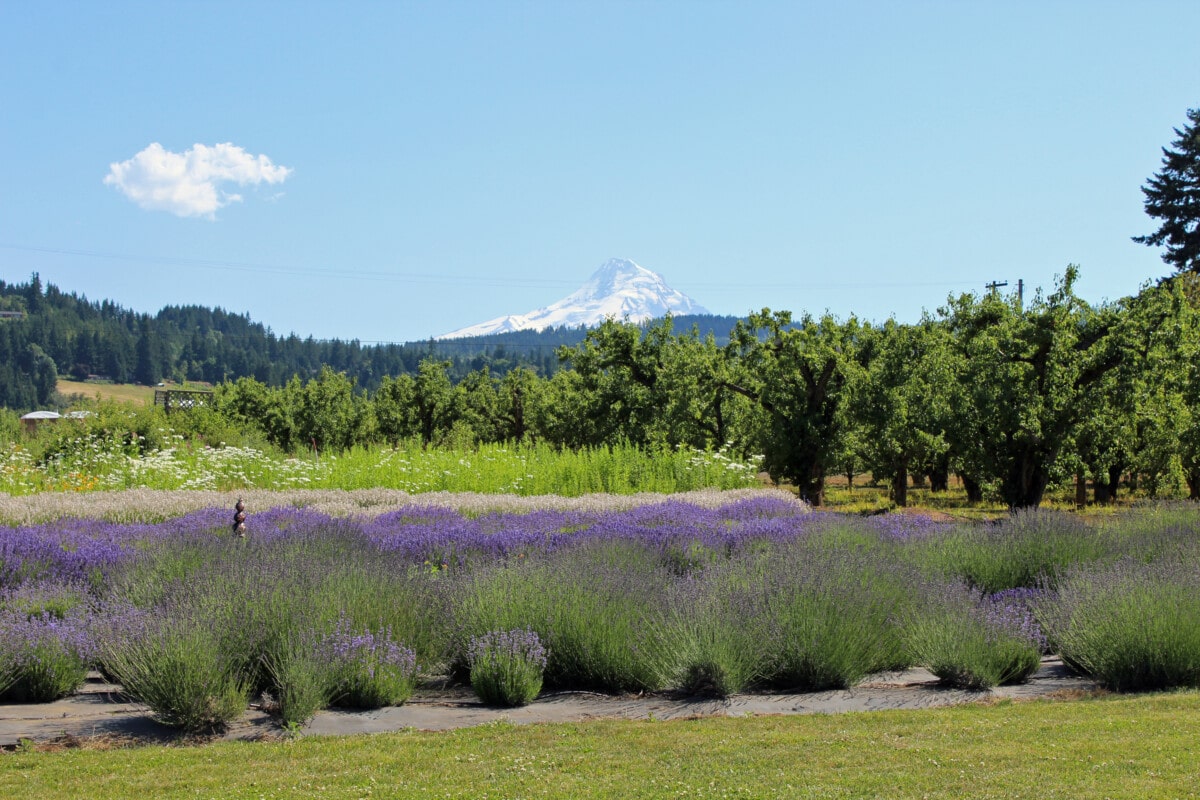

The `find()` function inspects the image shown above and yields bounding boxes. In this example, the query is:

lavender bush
[99,612,251,732]
[261,630,331,726]
[0,578,91,621]
[6,495,1200,714]
[905,584,1046,689]
[655,576,763,697]
[318,615,418,708]
[0,609,93,702]
[467,629,548,706]
[926,509,1109,593]
[754,542,916,690]
[1035,556,1200,691]
[451,542,673,692]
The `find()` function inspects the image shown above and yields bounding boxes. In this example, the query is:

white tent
[20,411,60,421]
[19,410,60,433]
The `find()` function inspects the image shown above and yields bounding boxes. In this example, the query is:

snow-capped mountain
[438,258,709,339]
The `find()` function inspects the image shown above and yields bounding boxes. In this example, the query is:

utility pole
[985,279,1024,310]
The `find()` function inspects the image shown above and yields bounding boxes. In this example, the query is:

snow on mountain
[438,258,709,339]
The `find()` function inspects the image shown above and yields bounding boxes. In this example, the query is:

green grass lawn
[3,692,1198,799]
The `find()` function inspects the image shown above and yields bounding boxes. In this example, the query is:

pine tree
[134,317,161,386]
[1134,108,1200,273]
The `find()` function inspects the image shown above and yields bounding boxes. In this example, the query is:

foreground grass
[3,693,1198,799]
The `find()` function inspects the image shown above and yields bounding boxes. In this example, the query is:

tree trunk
[712,390,726,446]
[1096,465,1122,504]
[891,465,908,508]
[1075,469,1088,509]
[1186,468,1200,501]
[961,473,984,503]
[1002,453,1049,510]
[1091,462,1120,504]
[844,469,855,491]
[928,454,950,492]
[797,465,826,507]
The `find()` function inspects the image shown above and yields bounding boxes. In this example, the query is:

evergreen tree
[1134,108,1200,274]
[133,317,161,385]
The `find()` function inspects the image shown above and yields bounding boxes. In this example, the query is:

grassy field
[55,380,154,407]
[1,692,1198,799]
[820,477,1142,520]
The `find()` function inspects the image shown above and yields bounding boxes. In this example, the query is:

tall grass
[1,437,762,497]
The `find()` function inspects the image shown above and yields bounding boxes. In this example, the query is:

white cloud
[104,142,292,219]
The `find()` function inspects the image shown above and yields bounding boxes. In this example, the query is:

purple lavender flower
[316,614,417,708]
[0,607,93,702]
[906,581,1044,689]
[979,590,1048,652]
[467,628,547,706]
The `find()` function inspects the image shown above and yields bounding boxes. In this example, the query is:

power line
[0,243,580,290]
[2,242,986,293]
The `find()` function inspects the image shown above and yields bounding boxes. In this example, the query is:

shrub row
[2,499,1199,731]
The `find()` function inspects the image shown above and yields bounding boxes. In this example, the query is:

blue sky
[1,1,1197,343]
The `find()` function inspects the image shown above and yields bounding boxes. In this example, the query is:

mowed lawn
[2,692,1198,799]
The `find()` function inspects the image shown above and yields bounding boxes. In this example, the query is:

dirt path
[0,658,1098,747]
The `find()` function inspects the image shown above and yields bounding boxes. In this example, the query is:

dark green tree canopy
[1134,108,1200,274]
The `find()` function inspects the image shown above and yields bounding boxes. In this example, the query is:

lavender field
[2,491,1199,732]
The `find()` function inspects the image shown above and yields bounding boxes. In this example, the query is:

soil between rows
[0,658,1099,748]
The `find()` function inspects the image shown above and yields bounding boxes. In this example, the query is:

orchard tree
[1072,360,1138,504]
[452,367,500,444]
[373,373,419,445]
[214,376,297,451]
[1134,108,1200,274]
[495,366,542,443]
[724,310,866,505]
[1075,277,1200,502]
[532,369,596,448]
[558,318,676,447]
[942,268,1121,509]
[856,319,954,507]
[1066,284,1167,505]
[654,328,751,451]
[1133,276,1200,499]
[412,358,456,446]
[294,366,373,453]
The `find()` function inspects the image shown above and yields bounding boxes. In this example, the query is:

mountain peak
[593,257,649,278]
[439,258,709,339]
